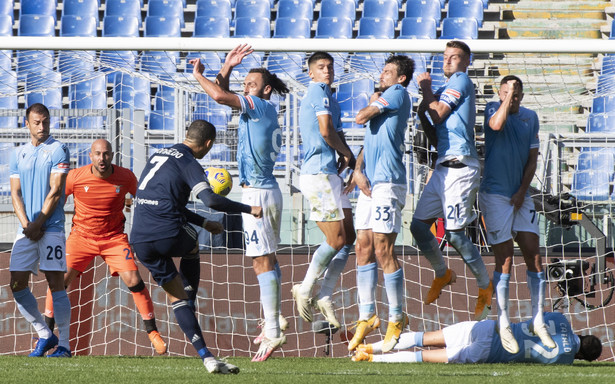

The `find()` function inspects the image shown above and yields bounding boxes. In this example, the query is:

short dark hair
[385,55,415,87]
[577,335,602,362]
[308,51,334,68]
[248,68,290,95]
[446,40,472,58]
[186,120,216,144]
[500,75,523,92]
[26,103,50,120]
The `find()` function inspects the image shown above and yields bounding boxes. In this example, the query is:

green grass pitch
[1,356,613,384]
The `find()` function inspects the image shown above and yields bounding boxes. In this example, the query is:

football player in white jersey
[479,75,554,353]
[345,55,414,353]
[191,44,289,362]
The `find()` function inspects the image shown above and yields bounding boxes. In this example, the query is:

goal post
[0,37,613,360]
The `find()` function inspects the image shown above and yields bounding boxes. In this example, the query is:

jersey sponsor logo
[134,197,159,206]
[84,186,89,192]
[443,88,461,99]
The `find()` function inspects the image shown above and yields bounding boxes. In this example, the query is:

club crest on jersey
[84,186,89,192]
[115,185,121,193]
[323,97,329,108]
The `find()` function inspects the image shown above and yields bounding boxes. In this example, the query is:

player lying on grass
[352,312,602,364]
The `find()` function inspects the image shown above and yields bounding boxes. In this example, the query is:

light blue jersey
[237,94,281,189]
[487,312,580,364]
[9,136,70,232]
[299,82,341,175]
[481,102,540,197]
[434,72,478,161]
[364,84,411,185]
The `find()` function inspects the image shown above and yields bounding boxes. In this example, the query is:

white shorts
[300,174,345,222]
[413,163,480,230]
[241,187,283,257]
[443,320,495,364]
[10,231,67,274]
[355,183,407,233]
[479,192,540,245]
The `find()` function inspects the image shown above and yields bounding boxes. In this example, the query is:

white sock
[372,351,422,363]
[14,288,52,339]
[299,242,337,297]
[257,270,280,339]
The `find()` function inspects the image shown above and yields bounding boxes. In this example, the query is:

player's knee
[445,231,477,260]
[411,218,434,247]
[127,279,146,293]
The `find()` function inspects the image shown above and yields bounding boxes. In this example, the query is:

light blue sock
[383,268,404,322]
[257,270,280,339]
[357,262,377,321]
[411,219,447,277]
[13,288,51,339]
[51,290,71,350]
[319,245,350,300]
[299,241,337,296]
[446,231,490,289]
[527,270,546,326]
[494,271,511,328]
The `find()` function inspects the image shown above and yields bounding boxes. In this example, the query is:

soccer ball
[205,167,233,196]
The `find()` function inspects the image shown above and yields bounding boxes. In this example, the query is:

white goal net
[0,38,613,361]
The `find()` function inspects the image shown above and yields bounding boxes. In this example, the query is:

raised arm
[488,79,519,132]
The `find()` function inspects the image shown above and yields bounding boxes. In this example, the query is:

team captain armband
[370,96,388,111]
[438,88,462,109]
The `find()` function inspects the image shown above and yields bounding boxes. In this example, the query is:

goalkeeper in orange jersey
[43,139,167,355]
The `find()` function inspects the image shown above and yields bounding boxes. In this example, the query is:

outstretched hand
[225,44,254,68]
[204,221,224,234]
[189,58,205,77]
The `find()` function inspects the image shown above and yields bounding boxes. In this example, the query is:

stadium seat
[233,17,270,38]
[596,73,615,95]
[149,85,176,130]
[0,14,12,36]
[586,113,615,132]
[17,50,54,82]
[440,17,478,39]
[185,51,222,74]
[0,71,18,128]
[140,51,179,79]
[60,15,97,36]
[144,16,181,37]
[320,0,356,21]
[362,0,399,21]
[233,52,264,76]
[68,75,107,129]
[195,0,232,20]
[601,54,615,75]
[274,17,311,38]
[337,78,374,96]
[147,0,184,28]
[192,93,231,131]
[25,71,62,128]
[399,17,437,39]
[429,53,447,90]
[62,0,99,21]
[0,0,13,21]
[315,16,353,39]
[277,0,313,21]
[358,17,395,39]
[571,150,614,201]
[592,96,615,114]
[193,16,230,37]
[103,15,140,36]
[404,0,441,26]
[336,92,369,128]
[113,72,151,118]
[20,0,57,22]
[234,0,271,21]
[266,52,305,77]
[104,0,141,19]
[447,0,484,27]
[18,14,55,36]
[0,50,11,72]
[349,53,387,74]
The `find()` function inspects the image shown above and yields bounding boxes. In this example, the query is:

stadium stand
[20,0,58,22]
[320,0,357,21]
[0,14,11,36]
[277,0,313,21]
[0,71,17,129]
[447,0,484,27]
[357,17,395,39]
[234,0,271,21]
[62,0,100,21]
[147,0,184,28]
[399,16,437,39]
[315,16,353,38]
[233,16,271,38]
[362,0,399,21]
[68,74,107,129]
[0,0,13,21]
[112,72,151,119]
[104,0,142,19]
[572,150,614,201]
[592,95,615,114]
[149,84,176,130]
[273,16,311,38]
[195,0,232,20]
[25,71,62,128]
[440,17,479,39]
[193,16,230,37]
[60,14,97,36]
[404,0,442,26]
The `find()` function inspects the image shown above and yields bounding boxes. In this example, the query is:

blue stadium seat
[337,78,374,96]
[18,14,55,36]
[315,16,353,38]
[358,17,395,39]
[399,17,437,39]
[440,17,478,39]
[196,0,232,20]
[20,0,57,21]
[611,19,615,40]
[201,143,232,162]
[233,52,264,76]
[144,16,181,37]
[60,15,97,36]
[104,0,141,19]
[233,17,270,38]
[0,0,13,21]
[17,50,54,82]
[62,0,99,21]
[192,93,231,131]
[0,14,12,36]
[572,150,614,201]
[67,143,92,167]
[586,113,615,132]
[405,0,441,26]
[0,50,12,73]
[113,72,151,118]
[266,52,305,77]
[25,71,62,128]
[429,53,447,90]
[362,0,399,21]
[68,75,107,128]
[149,85,176,130]
[185,52,222,74]
[277,0,313,21]
[349,53,387,74]
[0,71,18,128]
[141,51,179,79]
[320,0,356,21]
[336,92,369,128]
[234,0,271,20]
[103,15,140,36]
[447,0,483,27]
[147,0,184,28]
[274,17,311,38]
[592,96,615,114]
[193,16,230,37]
[601,54,615,75]
[596,73,615,95]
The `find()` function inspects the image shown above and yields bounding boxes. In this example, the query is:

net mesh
[0,46,613,361]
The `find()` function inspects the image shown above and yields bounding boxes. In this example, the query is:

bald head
[90,139,113,177]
